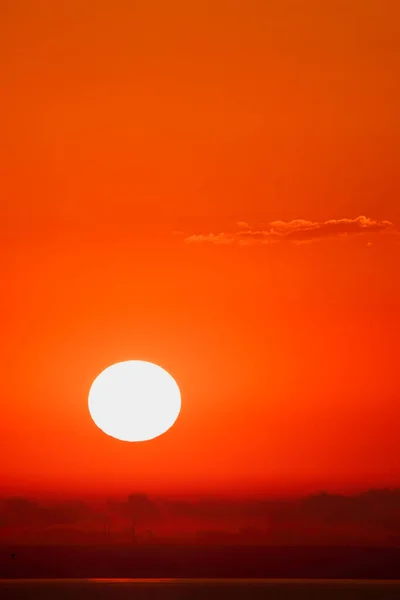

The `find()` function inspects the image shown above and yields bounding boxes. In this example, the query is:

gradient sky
[1,1,400,498]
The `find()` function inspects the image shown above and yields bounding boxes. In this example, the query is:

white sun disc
[88,361,181,442]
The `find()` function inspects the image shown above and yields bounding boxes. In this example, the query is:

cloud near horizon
[184,216,396,245]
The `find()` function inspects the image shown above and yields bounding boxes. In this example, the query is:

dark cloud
[184,216,396,245]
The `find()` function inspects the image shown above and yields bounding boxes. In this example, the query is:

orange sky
[1,1,400,498]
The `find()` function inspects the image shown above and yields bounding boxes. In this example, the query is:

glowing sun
[88,361,181,442]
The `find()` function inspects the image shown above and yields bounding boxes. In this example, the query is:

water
[1,579,400,600]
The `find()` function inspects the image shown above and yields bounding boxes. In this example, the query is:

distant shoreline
[2,545,400,580]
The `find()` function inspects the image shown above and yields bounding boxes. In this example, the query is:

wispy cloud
[184,216,396,245]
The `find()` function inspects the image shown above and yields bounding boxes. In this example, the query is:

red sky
[1,1,400,498]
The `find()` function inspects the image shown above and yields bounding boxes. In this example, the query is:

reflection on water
[1,579,400,600]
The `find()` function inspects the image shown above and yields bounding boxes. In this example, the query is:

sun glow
[88,361,181,442]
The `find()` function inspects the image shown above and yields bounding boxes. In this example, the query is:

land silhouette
[1,489,400,578]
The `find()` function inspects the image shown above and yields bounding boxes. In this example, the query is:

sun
[88,361,181,442]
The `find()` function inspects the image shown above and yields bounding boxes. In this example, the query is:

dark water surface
[1,579,400,600]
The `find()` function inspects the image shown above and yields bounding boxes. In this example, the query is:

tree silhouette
[126,494,159,543]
